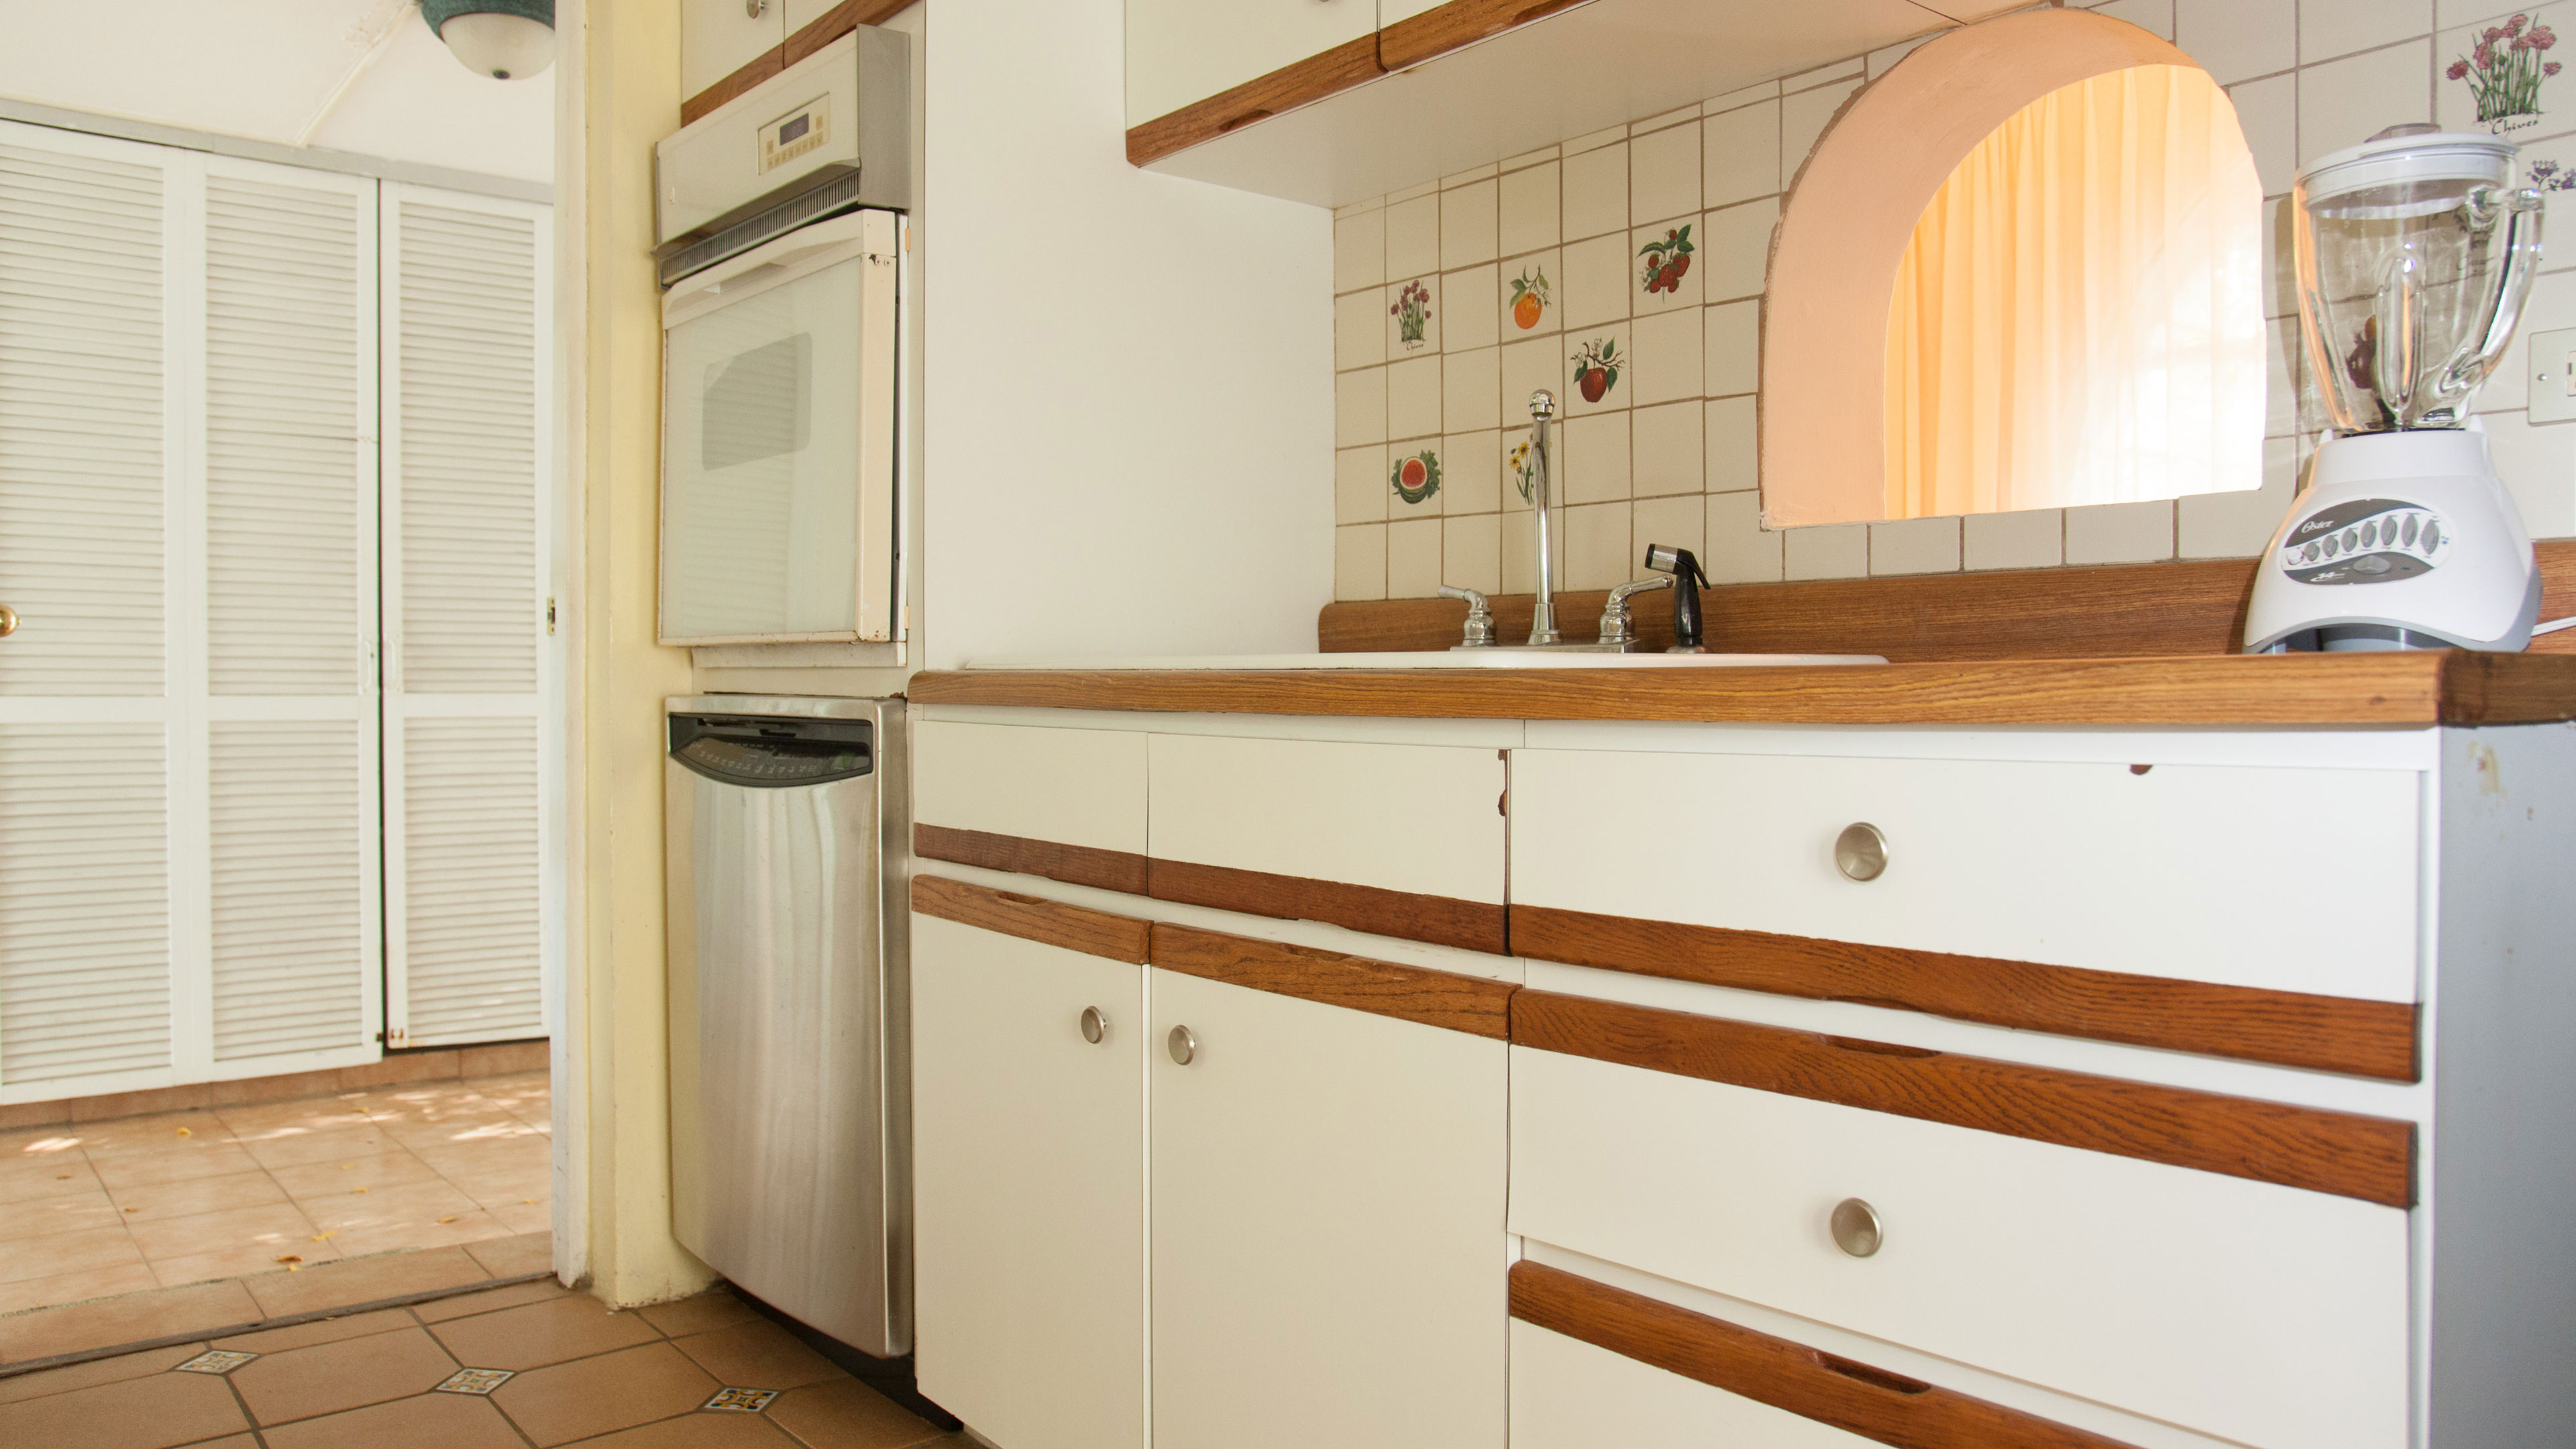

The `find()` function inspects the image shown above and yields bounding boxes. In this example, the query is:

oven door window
[663,254,864,640]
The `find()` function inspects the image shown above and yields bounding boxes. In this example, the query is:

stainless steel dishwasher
[664,695,909,1355]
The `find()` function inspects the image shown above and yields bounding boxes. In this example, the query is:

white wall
[922,0,1335,668]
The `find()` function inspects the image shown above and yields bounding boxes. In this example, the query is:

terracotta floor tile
[0,1278,260,1363]
[0,1260,164,1318]
[241,1246,492,1320]
[0,1224,148,1285]
[0,1150,101,1205]
[107,1169,289,1223]
[229,1324,458,1425]
[386,1117,546,1157]
[213,1306,414,1354]
[211,1097,375,1138]
[0,1124,84,1155]
[86,1144,265,1193]
[237,1126,405,1172]
[483,1199,553,1236]
[266,1150,439,1200]
[260,1389,529,1449]
[489,1341,720,1447]
[0,1365,250,1449]
[672,1318,843,1392]
[425,1291,659,1371]
[170,1437,257,1448]
[0,1187,125,1240]
[296,1178,483,1235]
[633,1289,760,1339]
[127,1201,321,1265]
[438,1162,552,1208]
[72,1113,242,1157]
[570,1411,802,1447]
[765,1377,941,1449]
[464,1230,553,1279]
[0,1343,201,1406]
[411,1277,572,1324]
[148,1237,343,1289]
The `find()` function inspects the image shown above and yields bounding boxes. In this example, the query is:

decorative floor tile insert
[435,1367,517,1395]
[704,1386,780,1413]
[173,1349,260,1375]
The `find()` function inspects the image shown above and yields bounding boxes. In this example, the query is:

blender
[2245,124,2547,653]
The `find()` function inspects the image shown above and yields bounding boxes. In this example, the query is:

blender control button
[2325,535,2341,557]
[2343,529,2359,552]
[2361,521,2379,547]
[2422,522,2441,552]
[2355,555,2394,574]
[2304,542,2322,561]
[2402,515,2420,545]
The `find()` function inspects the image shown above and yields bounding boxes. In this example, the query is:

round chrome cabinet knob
[1831,1197,1884,1258]
[1079,1006,1108,1045]
[1167,1024,1197,1066]
[0,604,17,638]
[1833,822,1889,881]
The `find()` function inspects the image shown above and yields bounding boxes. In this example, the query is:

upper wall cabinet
[682,0,787,102]
[1125,0,1382,131]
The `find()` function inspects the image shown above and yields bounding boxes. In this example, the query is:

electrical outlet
[2528,326,2576,423]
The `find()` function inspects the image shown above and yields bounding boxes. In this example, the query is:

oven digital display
[759,97,830,172]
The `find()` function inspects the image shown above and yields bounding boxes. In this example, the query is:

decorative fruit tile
[174,1350,258,1375]
[704,1387,781,1413]
[1390,447,1443,508]
[435,1368,517,1395]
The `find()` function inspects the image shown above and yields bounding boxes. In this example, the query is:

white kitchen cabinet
[1148,967,1507,1449]
[682,0,786,100]
[911,912,1147,1449]
[1124,0,1379,128]
[1512,1319,1875,1449]
[782,0,844,36]
[1378,0,1448,23]
[914,720,1148,855]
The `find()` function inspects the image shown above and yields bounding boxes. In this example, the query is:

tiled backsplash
[1330,0,2576,602]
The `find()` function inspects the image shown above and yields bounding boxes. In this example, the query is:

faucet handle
[1437,585,1496,648]
[1598,576,1673,649]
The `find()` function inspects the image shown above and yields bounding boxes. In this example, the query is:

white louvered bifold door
[382,184,555,1049]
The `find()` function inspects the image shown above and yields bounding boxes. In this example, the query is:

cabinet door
[1150,969,1507,1449]
[911,914,1146,1449]
[1378,0,1447,22]
[1124,0,1378,127]
[782,0,843,35]
[682,0,786,100]
[1513,1320,1876,1449]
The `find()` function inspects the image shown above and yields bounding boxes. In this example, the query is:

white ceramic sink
[964,650,1888,669]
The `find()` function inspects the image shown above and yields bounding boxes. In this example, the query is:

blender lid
[2298,124,2518,205]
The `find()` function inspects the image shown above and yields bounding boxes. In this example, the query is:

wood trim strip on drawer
[1509,1261,2144,1449]
[1150,923,1516,1039]
[1378,0,1594,72]
[783,0,909,66]
[1147,858,1508,956]
[914,824,1150,897]
[1510,990,2415,1207]
[680,47,786,127]
[1125,34,1385,168]
[910,874,1150,964]
[1511,904,2420,1082]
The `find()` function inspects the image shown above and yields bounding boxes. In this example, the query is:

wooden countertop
[907,651,2576,727]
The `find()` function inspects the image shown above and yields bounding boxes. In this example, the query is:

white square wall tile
[1705,101,1782,207]
[1334,523,1387,600]
[1387,356,1444,441]
[2176,0,2295,83]
[1783,522,1869,580]
[1336,288,1387,372]
[1442,162,1500,188]
[2305,0,2435,64]
[1869,516,1962,574]
[1443,511,1503,594]
[1334,208,1386,294]
[2488,409,2576,537]
[1501,507,1567,594]
[1446,263,1501,353]
[1564,142,1630,241]
[2064,498,2176,563]
[1781,79,1862,182]
[1631,494,1704,572]
[1336,367,1386,447]
[2180,437,2298,557]
[1704,490,1782,583]
[1563,411,1632,503]
[1442,180,1501,270]
[1868,34,1935,78]
[1443,346,1503,432]
[2093,0,2174,41]
[1336,445,1389,524]
[1705,395,1757,491]
[1562,232,1633,328]
[2230,73,2298,197]
[2299,42,2434,167]
[1631,400,1703,496]
[1705,300,1761,397]
[1501,336,1560,423]
[1387,517,1446,597]
[1501,162,1562,258]
[1964,507,2065,570]
[1631,309,1705,407]
[1631,121,1702,225]
[1444,429,1504,515]
[1564,501,1636,589]
[1387,193,1442,280]
[1703,198,1777,303]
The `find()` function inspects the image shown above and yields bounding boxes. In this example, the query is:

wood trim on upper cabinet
[1377,0,1595,71]
[1147,857,1508,956]
[1508,1261,2146,1449]
[1149,922,1516,1039]
[1511,904,2420,1082]
[680,46,786,127]
[914,824,1150,897]
[783,0,909,66]
[1509,989,2416,1207]
[910,874,1151,964]
[1125,34,1385,168]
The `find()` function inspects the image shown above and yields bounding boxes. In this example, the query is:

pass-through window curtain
[1882,64,2265,519]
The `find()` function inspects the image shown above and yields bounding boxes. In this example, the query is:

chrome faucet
[1525,390,1561,646]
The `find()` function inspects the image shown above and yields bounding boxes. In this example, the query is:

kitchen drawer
[1147,734,1507,952]
[1513,1318,1872,1449]
[1509,1040,2410,1449]
[1510,748,2420,1003]
[913,722,1148,893]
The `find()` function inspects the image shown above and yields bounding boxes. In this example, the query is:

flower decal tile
[1639,225,1695,297]
[1509,438,1536,504]
[1509,266,1552,331]
[706,1387,782,1413]
[2533,158,2576,189]
[1391,447,1443,506]
[436,1368,517,1395]
[1570,336,1623,405]
[1391,278,1434,350]
[175,1351,258,1376]
[2451,13,2561,131]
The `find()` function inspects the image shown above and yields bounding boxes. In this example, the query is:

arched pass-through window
[1764,9,2265,529]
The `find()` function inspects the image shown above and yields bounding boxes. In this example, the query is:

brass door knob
[1167,1025,1197,1066]
[1834,822,1888,881]
[0,604,17,638]
[1079,1007,1108,1044]
[1831,1197,1884,1258]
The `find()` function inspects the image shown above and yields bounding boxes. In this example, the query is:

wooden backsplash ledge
[1320,540,2576,661]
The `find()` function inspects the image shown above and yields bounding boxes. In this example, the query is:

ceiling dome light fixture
[422,0,556,81]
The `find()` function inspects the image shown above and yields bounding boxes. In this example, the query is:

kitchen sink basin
[964,651,1888,669]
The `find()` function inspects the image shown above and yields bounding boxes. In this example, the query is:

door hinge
[545,597,557,635]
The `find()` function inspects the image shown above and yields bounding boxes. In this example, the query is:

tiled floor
[0,1279,970,1448]
[0,1073,553,1320]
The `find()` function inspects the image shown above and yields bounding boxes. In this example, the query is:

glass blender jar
[2245,126,2547,652]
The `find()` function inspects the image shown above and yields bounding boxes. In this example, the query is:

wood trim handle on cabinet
[1125,33,1385,167]
[1148,922,1517,1039]
[915,823,1150,896]
[910,874,1151,964]
[1148,857,1507,956]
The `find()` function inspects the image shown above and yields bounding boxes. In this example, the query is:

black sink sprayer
[1644,543,1711,652]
